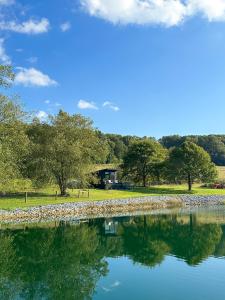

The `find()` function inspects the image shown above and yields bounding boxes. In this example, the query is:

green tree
[160,134,225,166]
[197,135,225,166]
[122,139,167,187]
[104,134,128,163]
[0,66,29,191]
[27,110,107,195]
[159,135,184,149]
[167,141,217,191]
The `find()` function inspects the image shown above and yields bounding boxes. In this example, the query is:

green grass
[1,184,225,210]
[0,165,224,210]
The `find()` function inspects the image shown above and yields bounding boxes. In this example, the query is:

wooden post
[55,191,58,200]
[25,192,28,203]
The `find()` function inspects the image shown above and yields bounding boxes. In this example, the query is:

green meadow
[0,166,224,210]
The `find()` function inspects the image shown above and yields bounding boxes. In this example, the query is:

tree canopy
[26,110,107,195]
[122,139,167,187]
[0,66,29,190]
[166,141,217,190]
[160,134,225,166]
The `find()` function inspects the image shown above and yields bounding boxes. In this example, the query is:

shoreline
[1,195,225,224]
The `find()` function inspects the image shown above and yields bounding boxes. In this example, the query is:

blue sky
[2,0,225,137]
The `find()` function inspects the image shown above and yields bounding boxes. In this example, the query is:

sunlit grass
[217,166,225,181]
[0,183,225,210]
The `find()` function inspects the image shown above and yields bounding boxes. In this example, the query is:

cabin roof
[92,164,119,172]
[98,168,118,173]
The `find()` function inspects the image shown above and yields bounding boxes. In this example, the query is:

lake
[1,206,225,299]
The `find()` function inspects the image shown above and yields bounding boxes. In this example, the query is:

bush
[0,179,33,193]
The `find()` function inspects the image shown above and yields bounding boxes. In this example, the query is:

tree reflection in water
[0,212,224,299]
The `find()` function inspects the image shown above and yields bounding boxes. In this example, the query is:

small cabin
[98,168,118,183]
[97,168,118,187]
[92,165,119,189]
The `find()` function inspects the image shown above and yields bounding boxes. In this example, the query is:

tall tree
[122,139,167,187]
[0,66,29,190]
[27,110,107,195]
[166,141,217,191]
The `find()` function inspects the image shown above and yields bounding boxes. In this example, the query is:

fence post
[55,191,58,200]
[25,192,28,203]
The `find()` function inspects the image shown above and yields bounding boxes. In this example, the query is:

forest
[0,65,223,195]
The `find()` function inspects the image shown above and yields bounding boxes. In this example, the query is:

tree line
[122,139,217,190]
[104,133,225,166]
[0,65,219,194]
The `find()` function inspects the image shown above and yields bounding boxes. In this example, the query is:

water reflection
[0,209,225,299]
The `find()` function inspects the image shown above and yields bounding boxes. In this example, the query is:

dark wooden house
[97,168,118,188]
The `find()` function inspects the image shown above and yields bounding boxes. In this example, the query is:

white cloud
[101,280,121,293]
[78,99,98,110]
[15,67,57,87]
[187,0,225,21]
[81,0,186,26]
[60,21,71,32]
[0,38,11,64]
[36,110,48,121]
[77,100,119,111]
[81,0,225,26]
[101,287,111,293]
[103,101,119,111]
[44,100,61,107]
[26,56,38,64]
[111,281,121,288]
[0,18,50,34]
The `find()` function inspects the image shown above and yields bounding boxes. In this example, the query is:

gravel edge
[0,195,225,224]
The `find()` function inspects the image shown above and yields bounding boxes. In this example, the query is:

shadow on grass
[0,186,196,201]
[130,187,195,195]
[0,192,56,200]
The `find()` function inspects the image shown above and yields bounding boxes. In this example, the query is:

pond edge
[1,195,225,224]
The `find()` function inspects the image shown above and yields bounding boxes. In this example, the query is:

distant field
[217,166,225,180]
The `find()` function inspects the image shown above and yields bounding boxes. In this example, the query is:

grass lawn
[0,165,224,210]
[1,184,225,210]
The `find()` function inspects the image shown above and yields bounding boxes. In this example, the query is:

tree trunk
[58,178,67,196]
[156,171,160,185]
[188,174,192,191]
[60,184,67,196]
[143,175,147,187]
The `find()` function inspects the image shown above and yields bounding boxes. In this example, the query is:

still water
[1,207,225,299]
